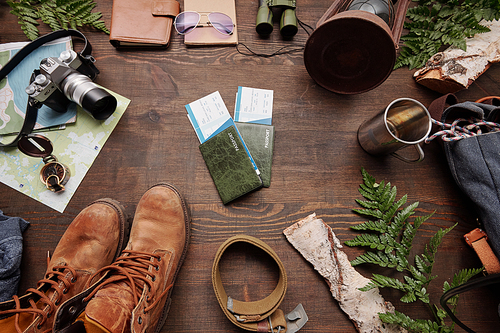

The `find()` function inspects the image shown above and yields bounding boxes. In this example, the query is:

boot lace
[84,250,173,313]
[0,263,77,333]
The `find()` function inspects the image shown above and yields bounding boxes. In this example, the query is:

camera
[256,0,298,38]
[25,50,117,120]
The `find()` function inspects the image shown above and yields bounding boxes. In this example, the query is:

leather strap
[464,228,500,275]
[152,0,179,17]
[212,235,287,332]
[441,272,500,333]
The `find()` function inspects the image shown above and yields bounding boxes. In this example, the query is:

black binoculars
[256,0,298,38]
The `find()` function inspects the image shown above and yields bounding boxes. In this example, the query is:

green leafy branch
[396,0,500,69]
[7,0,109,40]
[345,168,483,332]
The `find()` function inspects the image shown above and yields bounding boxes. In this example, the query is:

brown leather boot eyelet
[152,276,156,282]
[155,265,160,271]
[71,277,77,283]
[63,289,68,294]
[68,306,76,315]
[138,316,143,324]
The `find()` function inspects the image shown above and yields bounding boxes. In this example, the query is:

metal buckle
[284,304,308,333]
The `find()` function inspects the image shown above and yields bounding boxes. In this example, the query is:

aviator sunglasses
[174,11,235,36]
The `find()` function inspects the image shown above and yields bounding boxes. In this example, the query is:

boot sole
[89,198,129,261]
[149,183,191,333]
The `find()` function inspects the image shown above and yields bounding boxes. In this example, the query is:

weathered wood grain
[1,0,500,332]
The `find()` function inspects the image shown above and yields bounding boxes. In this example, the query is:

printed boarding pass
[185,91,260,175]
[234,86,273,125]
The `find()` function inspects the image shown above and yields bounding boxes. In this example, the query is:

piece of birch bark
[283,213,406,333]
[413,19,500,94]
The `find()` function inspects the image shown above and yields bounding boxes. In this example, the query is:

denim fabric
[441,102,500,257]
[0,210,29,302]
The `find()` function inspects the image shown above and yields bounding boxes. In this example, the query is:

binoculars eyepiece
[256,0,298,38]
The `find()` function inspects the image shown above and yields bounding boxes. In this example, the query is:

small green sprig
[396,0,500,69]
[7,0,109,41]
[346,168,483,332]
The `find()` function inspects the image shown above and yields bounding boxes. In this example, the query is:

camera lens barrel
[61,73,117,120]
[81,88,117,120]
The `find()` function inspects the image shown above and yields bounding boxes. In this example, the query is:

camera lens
[81,88,117,120]
[61,73,117,120]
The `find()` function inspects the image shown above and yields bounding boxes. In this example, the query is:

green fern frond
[346,168,481,332]
[345,233,395,252]
[7,0,109,40]
[379,311,443,332]
[442,267,483,309]
[350,219,388,233]
[396,0,500,69]
[351,251,399,268]
[370,274,409,292]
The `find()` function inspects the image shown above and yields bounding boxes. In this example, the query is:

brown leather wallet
[109,0,180,47]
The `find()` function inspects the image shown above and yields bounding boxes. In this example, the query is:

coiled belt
[212,235,307,333]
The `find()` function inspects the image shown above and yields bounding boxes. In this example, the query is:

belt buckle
[284,304,308,333]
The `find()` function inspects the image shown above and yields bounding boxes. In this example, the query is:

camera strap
[0,29,93,79]
[0,29,95,147]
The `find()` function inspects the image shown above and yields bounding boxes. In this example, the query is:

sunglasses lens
[175,12,200,34]
[208,12,234,35]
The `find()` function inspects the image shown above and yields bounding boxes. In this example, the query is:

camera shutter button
[60,50,73,63]
[35,74,48,85]
[25,85,36,95]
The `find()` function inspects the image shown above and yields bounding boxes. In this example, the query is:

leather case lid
[152,0,180,16]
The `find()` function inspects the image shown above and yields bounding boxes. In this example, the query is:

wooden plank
[0,0,499,332]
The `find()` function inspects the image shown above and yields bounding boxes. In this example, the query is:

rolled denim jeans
[0,210,29,302]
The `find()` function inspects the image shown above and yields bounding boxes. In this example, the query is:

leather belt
[212,235,307,333]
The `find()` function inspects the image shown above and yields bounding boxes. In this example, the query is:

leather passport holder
[235,122,275,188]
[199,125,263,204]
[109,0,180,47]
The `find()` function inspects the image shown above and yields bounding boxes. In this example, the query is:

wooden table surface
[1,0,500,332]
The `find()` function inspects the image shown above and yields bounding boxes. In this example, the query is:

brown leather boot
[0,199,127,333]
[55,183,191,333]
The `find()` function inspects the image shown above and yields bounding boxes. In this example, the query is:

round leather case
[304,10,396,95]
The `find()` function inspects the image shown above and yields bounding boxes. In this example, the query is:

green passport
[199,125,263,204]
[235,122,275,187]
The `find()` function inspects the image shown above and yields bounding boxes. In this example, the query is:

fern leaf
[8,0,110,40]
[371,274,408,292]
[350,251,398,268]
[380,311,441,332]
[396,0,500,69]
[400,291,417,303]
[345,234,391,251]
[358,281,378,292]
[350,219,388,233]
[382,194,407,225]
[352,207,383,219]
[355,198,379,210]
